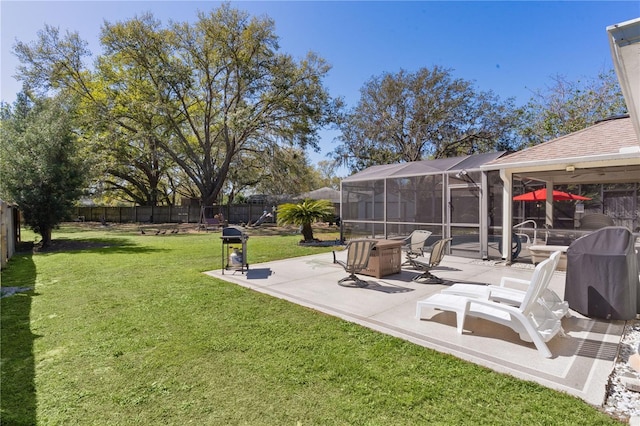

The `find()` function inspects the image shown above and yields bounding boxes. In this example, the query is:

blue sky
[1,1,638,167]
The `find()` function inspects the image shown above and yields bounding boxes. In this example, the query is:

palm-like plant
[277,199,335,242]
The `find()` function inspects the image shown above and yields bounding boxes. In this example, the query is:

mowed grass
[1,224,622,425]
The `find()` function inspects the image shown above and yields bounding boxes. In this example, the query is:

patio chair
[440,251,569,319]
[401,230,433,265]
[408,238,452,283]
[416,253,563,358]
[333,239,377,287]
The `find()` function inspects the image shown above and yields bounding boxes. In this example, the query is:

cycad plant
[277,199,335,241]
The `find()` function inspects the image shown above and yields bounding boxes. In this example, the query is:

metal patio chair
[408,238,452,283]
[333,239,377,287]
[401,230,433,266]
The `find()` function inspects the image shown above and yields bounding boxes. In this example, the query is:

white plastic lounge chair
[416,254,563,358]
[441,251,569,319]
[333,240,377,288]
[408,238,452,283]
[401,230,433,265]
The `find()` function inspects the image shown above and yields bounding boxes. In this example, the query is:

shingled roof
[488,115,639,167]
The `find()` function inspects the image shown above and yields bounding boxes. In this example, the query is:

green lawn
[1,224,622,425]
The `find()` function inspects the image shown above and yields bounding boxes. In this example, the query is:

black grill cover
[564,226,639,320]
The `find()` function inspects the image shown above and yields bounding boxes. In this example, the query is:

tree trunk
[40,227,52,248]
[301,223,314,241]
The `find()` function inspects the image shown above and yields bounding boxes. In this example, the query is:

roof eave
[482,151,640,173]
[608,18,640,140]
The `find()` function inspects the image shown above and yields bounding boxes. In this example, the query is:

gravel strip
[604,320,640,423]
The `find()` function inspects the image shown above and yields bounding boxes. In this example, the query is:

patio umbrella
[513,188,591,201]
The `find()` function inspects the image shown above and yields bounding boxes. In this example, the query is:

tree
[333,66,518,173]
[251,146,320,200]
[0,93,87,247]
[86,118,175,206]
[13,5,340,206]
[516,69,627,148]
[277,199,335,242]
[314,160,342,190]
[13,24,174,207]
[219,151,342,203]
[85,54,178,206]
[226,150,343,202]
[98,6,338,206]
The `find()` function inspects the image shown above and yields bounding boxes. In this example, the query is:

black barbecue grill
[221,226,249,274]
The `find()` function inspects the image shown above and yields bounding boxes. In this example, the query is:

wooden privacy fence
[74,205,198,224]
[73,203,283,226]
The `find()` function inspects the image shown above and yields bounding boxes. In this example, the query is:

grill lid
[222,226,245,237]
[221,226,248,242]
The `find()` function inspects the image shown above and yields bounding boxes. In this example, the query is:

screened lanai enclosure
[340,152,510,260]
[340,148,640,262]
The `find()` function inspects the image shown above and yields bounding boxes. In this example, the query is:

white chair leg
[512,311,554,358]
[455,303,470,334]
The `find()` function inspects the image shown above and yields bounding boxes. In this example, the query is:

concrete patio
[205,252,626,407]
